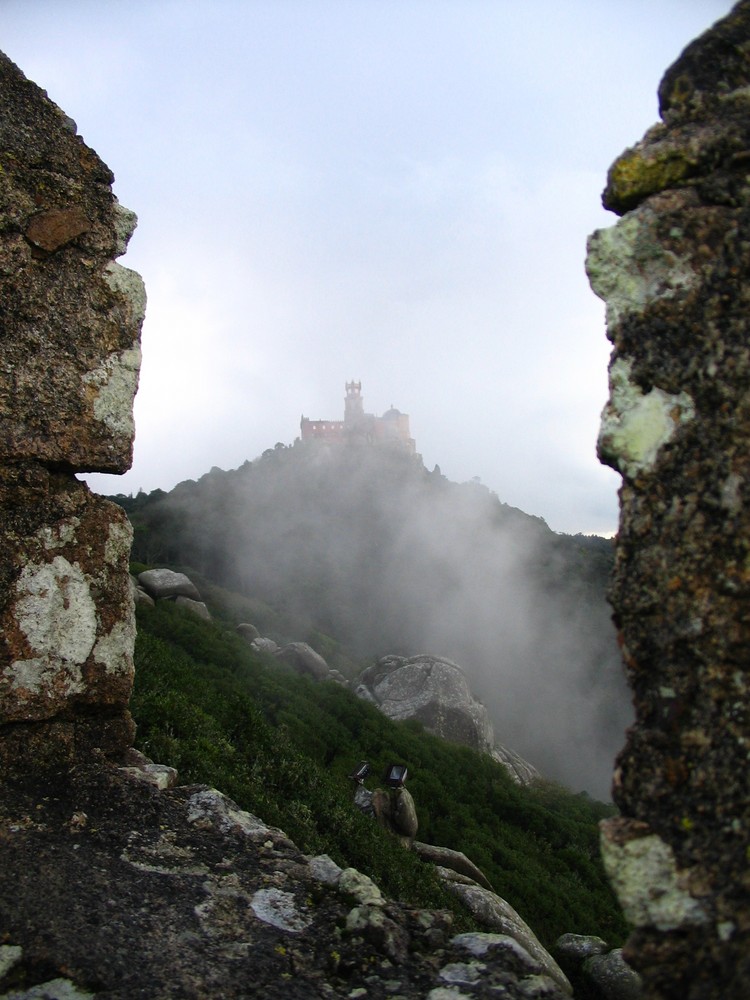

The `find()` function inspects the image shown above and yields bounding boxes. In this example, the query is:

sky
[4,0,733,535]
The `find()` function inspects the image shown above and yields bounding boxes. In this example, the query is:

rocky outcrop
[356,654,496,750]
[355,654,541,785]
[586,3,750,996]
[490,744,542,786]
[0,52,144,777]
[0,764,573,999]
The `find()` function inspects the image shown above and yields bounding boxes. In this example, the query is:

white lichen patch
[587,211,697,330]
[112,198,138,257]
[250,887,311,933]
[12,556,96,668]
[601,829,709,931]
[7,656,85,700]
[599,358,695,480]
[92,619,135,676]
[36,517,81,551]
[103,261,147,327]
[104,518,133,567]
[186,788,286,843]
[83,345,142,437]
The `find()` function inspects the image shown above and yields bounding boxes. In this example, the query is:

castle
[300,382,416,453]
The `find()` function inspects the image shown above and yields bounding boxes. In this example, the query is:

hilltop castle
[300,382,416,454]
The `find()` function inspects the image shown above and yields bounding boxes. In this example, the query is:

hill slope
[131,595,627,949]
[114,441,630,797]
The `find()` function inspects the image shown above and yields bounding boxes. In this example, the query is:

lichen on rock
[587,2,750,995]
[0,49,143,771]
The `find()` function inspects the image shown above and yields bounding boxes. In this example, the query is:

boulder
[355,654,494,751]
[174,596,211,621]
[236,622,260,643]
[583,949,642,1000]
[413,842,493,891]
[251,637,279,654]
[130,575,155,608]
[439,876,572,995]
[274,641,329,680]
[554,933,609,962]
[137,568,202,602]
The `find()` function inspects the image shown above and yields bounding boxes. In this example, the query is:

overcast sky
[5,1,731,534]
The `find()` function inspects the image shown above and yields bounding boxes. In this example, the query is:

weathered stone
[554,933,609,961]
[0,51,142,772]
[0,53,144,474]
[0,471,135,725]
[174,595,211,620]
[274,641,329,680]
[587,3,750,995]
[251,636,279,654]
[236,622,260,642]
[413,842,493,891]
[440,880,572,995]
[356,654,495,751]
[583,949,643,1000]
[137,568,201,601]
[490,744,542,786]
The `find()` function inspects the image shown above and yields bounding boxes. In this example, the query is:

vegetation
[131,597,627,949]
[111,441,628,797]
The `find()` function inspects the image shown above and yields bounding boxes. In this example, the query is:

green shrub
[131,600,626,946]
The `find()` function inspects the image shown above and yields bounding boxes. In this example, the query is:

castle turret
[344,381,364,424]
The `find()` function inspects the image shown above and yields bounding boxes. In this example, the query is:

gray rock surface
[174,595,211,620]
[554,933,609,961]
[356,654,540,785]
[490,745,542,786]
[356,654,495,751]
[583,948,642,1000]
[137,568,202,602]
[438,877,572,996]
[0,765,572,999]
[275,641,330,680]
[414,842,493,891]
[252,636,279,654]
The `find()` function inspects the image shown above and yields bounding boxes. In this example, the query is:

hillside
[112,441,630,798]
[130,592,628,952]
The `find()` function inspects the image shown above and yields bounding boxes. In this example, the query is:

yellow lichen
[607,149,694,211]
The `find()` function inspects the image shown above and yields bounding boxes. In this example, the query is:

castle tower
[344,381,364,425]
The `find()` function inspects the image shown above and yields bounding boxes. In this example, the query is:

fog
[3,1,733,535]
[131,440,630,799]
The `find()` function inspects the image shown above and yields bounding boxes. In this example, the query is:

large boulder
[274,641,329,680]
[137,568,202,602]
[355,654,495,752]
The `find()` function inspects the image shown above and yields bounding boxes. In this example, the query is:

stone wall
[586,3,750,996]
[0,52,144,775]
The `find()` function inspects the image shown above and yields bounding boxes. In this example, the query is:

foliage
[131,598,627,948]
